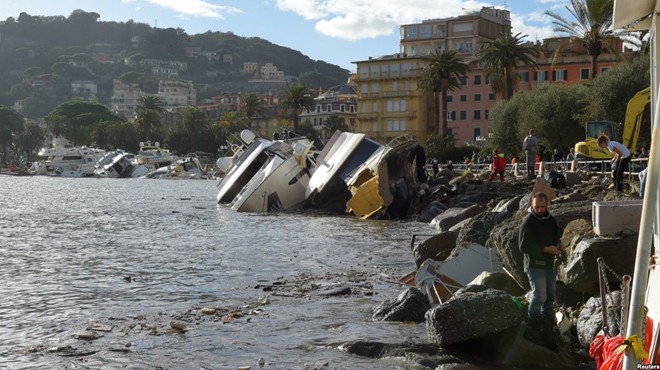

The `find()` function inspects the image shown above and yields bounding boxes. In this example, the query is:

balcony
[383,91,412,97]
[383,110,417,118]
[357,112,378,119]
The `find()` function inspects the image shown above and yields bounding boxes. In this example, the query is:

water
[0,176,433,369]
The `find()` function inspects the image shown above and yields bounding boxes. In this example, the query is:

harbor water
[0,176,433,369]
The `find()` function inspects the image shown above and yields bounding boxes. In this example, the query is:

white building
[157,80,196,108]
[110,79,145,118]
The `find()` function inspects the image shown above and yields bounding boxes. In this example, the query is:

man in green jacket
[518,192,562,349]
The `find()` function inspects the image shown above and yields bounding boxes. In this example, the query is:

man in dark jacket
[519,192,562,349]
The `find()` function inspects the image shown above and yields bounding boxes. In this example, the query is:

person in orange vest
[488,149,507,182]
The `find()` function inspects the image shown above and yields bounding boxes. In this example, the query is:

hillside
[0,10,350,118]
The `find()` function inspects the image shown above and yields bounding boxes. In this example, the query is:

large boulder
[372,287,431,322]
[425,288,524,346]
[468,271,525,297]
[431,204,484,231]
[559,236,637,294]
[456,211,512,248]
[493,195,525,213]
[418,201,448,223]
[576,291,623,346]
[412,230,459,268]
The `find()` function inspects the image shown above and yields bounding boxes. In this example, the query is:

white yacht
[94,150,149,178]
[30,143,104,177]
[304,130,382,213]
[229,138,315,212]
[143,155,205,179]
[133,141,180,171]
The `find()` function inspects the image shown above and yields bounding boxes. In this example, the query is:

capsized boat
[230,138,315,212]
[345,136,426,219]
[143,155,205,179]
[30,143,104,177]
[134,141,180,171]
[415,244,504,305]
[94,150,150,178]
[216,130,274,204]
[304,130,382,213]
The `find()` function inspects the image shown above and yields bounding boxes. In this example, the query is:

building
[71,80,98,100]
[356,7,635,146]
[110,79,144,118]
[157,80,196,109]
[300,83,358,140]
[445,37,634,145]
[399,7,511,59]
[352,53,432,144]
[353,7,511,144]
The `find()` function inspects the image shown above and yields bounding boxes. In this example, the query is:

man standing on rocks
[518,192,562,349]
[522,129,538,180]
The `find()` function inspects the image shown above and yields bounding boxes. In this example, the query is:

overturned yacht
[216,130,316,213]
[345,136,427,219]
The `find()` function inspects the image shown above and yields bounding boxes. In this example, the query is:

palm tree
[545,0,614,79]
[240,93,265,127]
[135,95,165,141]
[477,30,539,101]
[280,83,314,133]
[417,49,470,137]
[181,107,209,151]
[0,105,25,166]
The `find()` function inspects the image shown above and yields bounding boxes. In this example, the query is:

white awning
[613,0,654,30]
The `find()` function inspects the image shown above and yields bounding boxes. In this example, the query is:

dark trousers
[613,156,631,191]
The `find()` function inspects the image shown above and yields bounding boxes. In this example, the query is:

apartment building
[111,79,144,118]
[300,84,358,139]
[353,7,510,144]
[157,80,196,108]
[352,53,432,144]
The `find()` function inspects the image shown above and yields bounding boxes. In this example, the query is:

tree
[181,107,209,152]
[417,49,470,137]
[240,93,265,127]
[545,0,614,79]
[477,30,539,100]
[0,105,25,166]
[280,83,314,133]
[135,95,165,141]
[44,100,121,145]
[16,122,45,162]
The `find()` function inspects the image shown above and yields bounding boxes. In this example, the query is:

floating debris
[169,321,187,332]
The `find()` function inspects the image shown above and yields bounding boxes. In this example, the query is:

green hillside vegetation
[0,10,349,117]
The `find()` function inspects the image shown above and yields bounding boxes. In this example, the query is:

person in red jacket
[488,149,507,182]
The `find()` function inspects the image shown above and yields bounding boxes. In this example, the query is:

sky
[0,0,574,72]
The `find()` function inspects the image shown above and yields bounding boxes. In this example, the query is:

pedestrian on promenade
[488,149,506,182]
[597,135,631,192]
[523,129,538,180]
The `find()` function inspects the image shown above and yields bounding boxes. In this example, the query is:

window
[460,95,467,102]
[340,104,345,112]
[420,25,432,38]
[447,111,456,121]
[534,70,549,81]
[485,109,492,120]
[459,110,467,120]
[601,67,609,74]
[372,102,378,112]
[520,71,529,82]
[460,76,468,86]
[474,75,481,85]
[581,68,590,79]
[553,70,567,81]
[474,94,481,102]
[361,103,367,112]
[488,93,496,100]
[392,81,398,91]
[350,105,355,113]
[400,99,406,111]
[473,128,481,140]
[474,110,481,120]
[372,122,379,131]
[361,84,368,93]
[371,82,379,92]
[446,95,453,102]
[406,27,417,39]
[361,122,368,131]
[316,105,321,113]
[327,104,332,112]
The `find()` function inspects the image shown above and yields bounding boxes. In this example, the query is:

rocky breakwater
[342,169,643,369]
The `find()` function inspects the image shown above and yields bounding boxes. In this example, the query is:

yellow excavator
[574,87,650,159]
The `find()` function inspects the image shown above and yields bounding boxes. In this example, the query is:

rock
[339,340,466,368]
[493,195,524,213]
[559,236,637,294]
[431,204,484,231]
[576,291,623,346]
[418,201,448,223]
[455,211,511,248]
[425,289,524,346]
[412,231,459,268]
[372,287,431,322]
[448,217,473,232]
[313,286,351,296]
[170,321,187,332]
[468,272,525,297]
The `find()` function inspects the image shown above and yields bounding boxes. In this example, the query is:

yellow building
[352,54,432,144]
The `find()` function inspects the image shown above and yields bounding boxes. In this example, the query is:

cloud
[143,0,242,19]
[274,0,560,43]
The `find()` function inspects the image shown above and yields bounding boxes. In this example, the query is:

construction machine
[574,87,650,160]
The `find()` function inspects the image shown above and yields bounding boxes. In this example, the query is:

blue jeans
[526,267,557,319]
